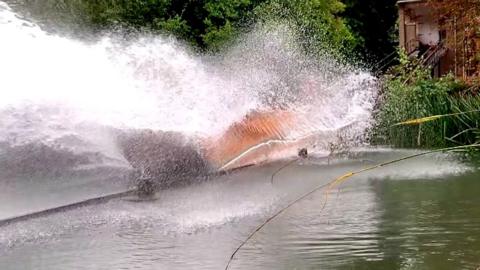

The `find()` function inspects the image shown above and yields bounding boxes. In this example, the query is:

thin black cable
[0,189,136,227]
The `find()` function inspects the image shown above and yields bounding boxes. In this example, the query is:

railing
[421,41,447,68]
[405,38,420,55]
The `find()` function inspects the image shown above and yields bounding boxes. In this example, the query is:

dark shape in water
[298,147,308,158]
[116,129,211,191]
[134,176,157,197]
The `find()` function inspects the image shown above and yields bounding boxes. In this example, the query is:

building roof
[397,0,424,4]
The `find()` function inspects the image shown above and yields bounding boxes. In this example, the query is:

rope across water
[224,143,480,269]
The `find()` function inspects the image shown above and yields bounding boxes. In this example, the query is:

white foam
[0,1,378,160]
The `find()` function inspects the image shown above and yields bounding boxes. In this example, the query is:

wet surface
[0,148,479,270]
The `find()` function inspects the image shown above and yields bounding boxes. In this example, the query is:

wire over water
[224,143,480,270]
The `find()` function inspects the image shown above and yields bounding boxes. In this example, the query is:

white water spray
[0,1,378,170]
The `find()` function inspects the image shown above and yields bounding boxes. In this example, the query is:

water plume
[0,1,378,180]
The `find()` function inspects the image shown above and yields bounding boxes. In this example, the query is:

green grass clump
[446,95,480,145]
[372,51,478,148]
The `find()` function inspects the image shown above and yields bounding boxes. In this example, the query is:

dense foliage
[9,0,260,49]
[253,0,357,55]
[7,0,351,53]
[9,0,402,64]
[373,51,480,148]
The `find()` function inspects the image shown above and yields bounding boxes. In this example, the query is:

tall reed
[372,51,477,148]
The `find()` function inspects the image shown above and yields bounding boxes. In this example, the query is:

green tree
[202,0,253,50]
[9,0,359,54]
[11,0,258,49]
[254,0,358,55]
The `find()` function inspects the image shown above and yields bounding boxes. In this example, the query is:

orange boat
[202,109,297,170]
[117,109,310,188]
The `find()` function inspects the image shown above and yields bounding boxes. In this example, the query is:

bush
[373,51,467,148]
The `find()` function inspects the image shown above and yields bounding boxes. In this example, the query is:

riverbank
[372,52,480,149]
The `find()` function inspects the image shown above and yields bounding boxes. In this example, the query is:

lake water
[0,148,479,270]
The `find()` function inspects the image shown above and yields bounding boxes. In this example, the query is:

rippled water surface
[1,149,479,270]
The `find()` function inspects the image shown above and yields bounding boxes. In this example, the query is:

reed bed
[373,52,480,148]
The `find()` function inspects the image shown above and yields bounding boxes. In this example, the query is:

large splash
[0,1,378,175]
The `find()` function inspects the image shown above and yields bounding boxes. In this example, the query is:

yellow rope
[392,109,480,126]
[225,143,480,270]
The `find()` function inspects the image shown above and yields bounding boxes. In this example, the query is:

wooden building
[398,0,479,79]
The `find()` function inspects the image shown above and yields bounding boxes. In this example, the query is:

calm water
[0,148,479,270]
